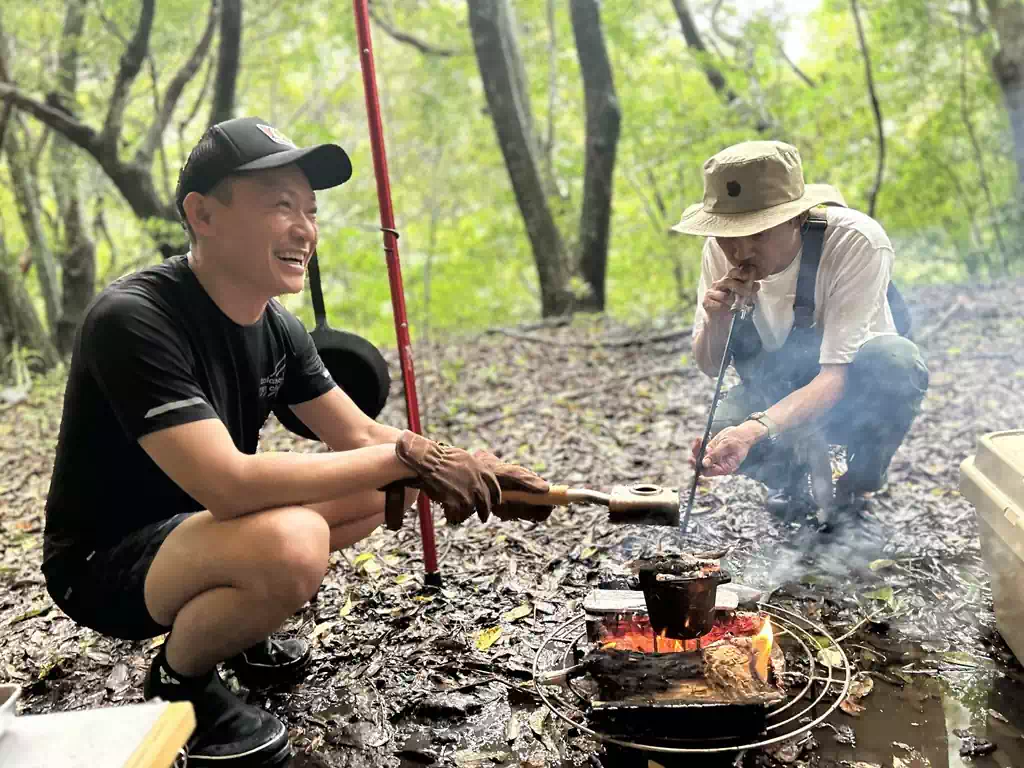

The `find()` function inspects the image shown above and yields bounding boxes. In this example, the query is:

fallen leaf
[395,573,415,586]
[939,651,983,668]
[869,559,896,571]
[506,716,520,742]
[849,673,874,699]
[453,749,511,767]
[503,604,531,622]
[474,626,502,651]
[988,708,1009,724]
[864,586,894,602]
[817,647,845,669]
[528,706,549,737]
[580,547,597,559]
[338,595,354,617]
[352,552,375,567]
[840,696,865,717]
[311,621,336,639]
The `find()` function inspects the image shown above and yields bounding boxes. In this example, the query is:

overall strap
[793,209,827,329]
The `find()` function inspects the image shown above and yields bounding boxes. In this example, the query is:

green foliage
[2,0,1021,350]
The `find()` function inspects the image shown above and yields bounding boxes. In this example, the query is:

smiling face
[187,164,319,299]
[714,216,803,279]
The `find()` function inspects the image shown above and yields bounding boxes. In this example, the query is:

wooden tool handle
[502,485,573,506]
[501,486,611,507]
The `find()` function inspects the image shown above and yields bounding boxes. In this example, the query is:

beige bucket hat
[671,141,847,238]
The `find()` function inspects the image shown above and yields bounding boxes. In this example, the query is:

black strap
[306,250,328,329]
[793,210,827,329]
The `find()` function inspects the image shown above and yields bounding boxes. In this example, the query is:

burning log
[582,613,785,705]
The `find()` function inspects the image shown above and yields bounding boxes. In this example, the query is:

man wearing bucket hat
[674,141,929,527]
[41,116,552,767]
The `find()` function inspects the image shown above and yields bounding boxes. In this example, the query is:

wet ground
[1,278,1023,766]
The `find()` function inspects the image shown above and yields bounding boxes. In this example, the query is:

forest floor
[2,278,1024,767]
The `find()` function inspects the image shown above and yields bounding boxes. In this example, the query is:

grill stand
[532,602,852,757]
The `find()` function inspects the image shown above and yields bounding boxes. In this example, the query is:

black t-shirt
[42,255,337,572]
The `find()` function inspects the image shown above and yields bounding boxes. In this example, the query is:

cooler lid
[974,430,1024,511]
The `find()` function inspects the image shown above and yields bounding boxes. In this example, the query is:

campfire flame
[750,617,774,682]
[598,612,775,678]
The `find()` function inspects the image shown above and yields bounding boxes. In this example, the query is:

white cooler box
[960,430,1024,663]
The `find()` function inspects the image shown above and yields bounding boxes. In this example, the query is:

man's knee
[849,335,929,404]
[250,508,331,607]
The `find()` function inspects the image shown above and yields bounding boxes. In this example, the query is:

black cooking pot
[636,557,731,640]
[273,252,391,440]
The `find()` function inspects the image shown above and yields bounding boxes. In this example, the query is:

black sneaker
[145,647,291,767]
[225,635,312,688]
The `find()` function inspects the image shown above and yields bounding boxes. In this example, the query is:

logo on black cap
[257,124,296,148]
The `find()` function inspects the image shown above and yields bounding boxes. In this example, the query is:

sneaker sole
[186,738,293,767]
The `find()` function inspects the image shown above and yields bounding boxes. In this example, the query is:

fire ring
[532,602,852,755]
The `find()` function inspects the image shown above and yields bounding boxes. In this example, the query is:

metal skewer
[681,293,752,534]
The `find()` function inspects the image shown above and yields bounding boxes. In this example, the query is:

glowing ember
[597,612,773,666]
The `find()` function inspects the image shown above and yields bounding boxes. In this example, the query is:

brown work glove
[472,450,555,523]
[383,431,501,529]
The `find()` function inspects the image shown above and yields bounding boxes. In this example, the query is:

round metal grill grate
[532,602,852,755]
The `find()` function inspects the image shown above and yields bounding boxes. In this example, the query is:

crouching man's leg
[143,506,331,765]
[830,335,930,502]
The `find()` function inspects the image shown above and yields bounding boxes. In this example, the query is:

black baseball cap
[175,116,352,220]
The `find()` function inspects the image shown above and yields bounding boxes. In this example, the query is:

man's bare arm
[288,387,402,451]
[742,365,848,442]
[139,418,415,521]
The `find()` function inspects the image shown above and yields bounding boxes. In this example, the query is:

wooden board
[0,698,195,768]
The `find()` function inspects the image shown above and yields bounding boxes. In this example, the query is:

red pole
[352,0,441,586]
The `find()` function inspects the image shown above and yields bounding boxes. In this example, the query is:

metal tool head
[606,484,681,527]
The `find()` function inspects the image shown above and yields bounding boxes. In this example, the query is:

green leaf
[474,626,502,651]
[817,647,845,669]
[868,559,896,571]
[864,586,894,602]
[339,595,354,618]
[503,604,531,622]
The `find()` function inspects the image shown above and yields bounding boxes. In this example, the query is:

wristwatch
[746,411,778,441]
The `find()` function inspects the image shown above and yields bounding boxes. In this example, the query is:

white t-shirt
[692,206,898,365]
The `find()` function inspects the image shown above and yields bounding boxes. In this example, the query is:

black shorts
[44,513,194,641]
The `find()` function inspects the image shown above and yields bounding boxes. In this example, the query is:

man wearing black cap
[41,117,552,767]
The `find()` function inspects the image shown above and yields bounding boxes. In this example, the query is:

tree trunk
[51,0,96,357]
[209,0,241,125]
[850,0,885,218]
[570,0,620,312]
[0,235,59,375]
[467,0,571,316]
[985,0,1024,197]
[6,128,61,333]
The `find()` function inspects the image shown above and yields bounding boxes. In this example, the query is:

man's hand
[472,450,555,523]
[703,264,759,316]
[388,431,501,525]
[689,422,765,477]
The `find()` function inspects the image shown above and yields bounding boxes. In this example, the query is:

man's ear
[182,191,215,238]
